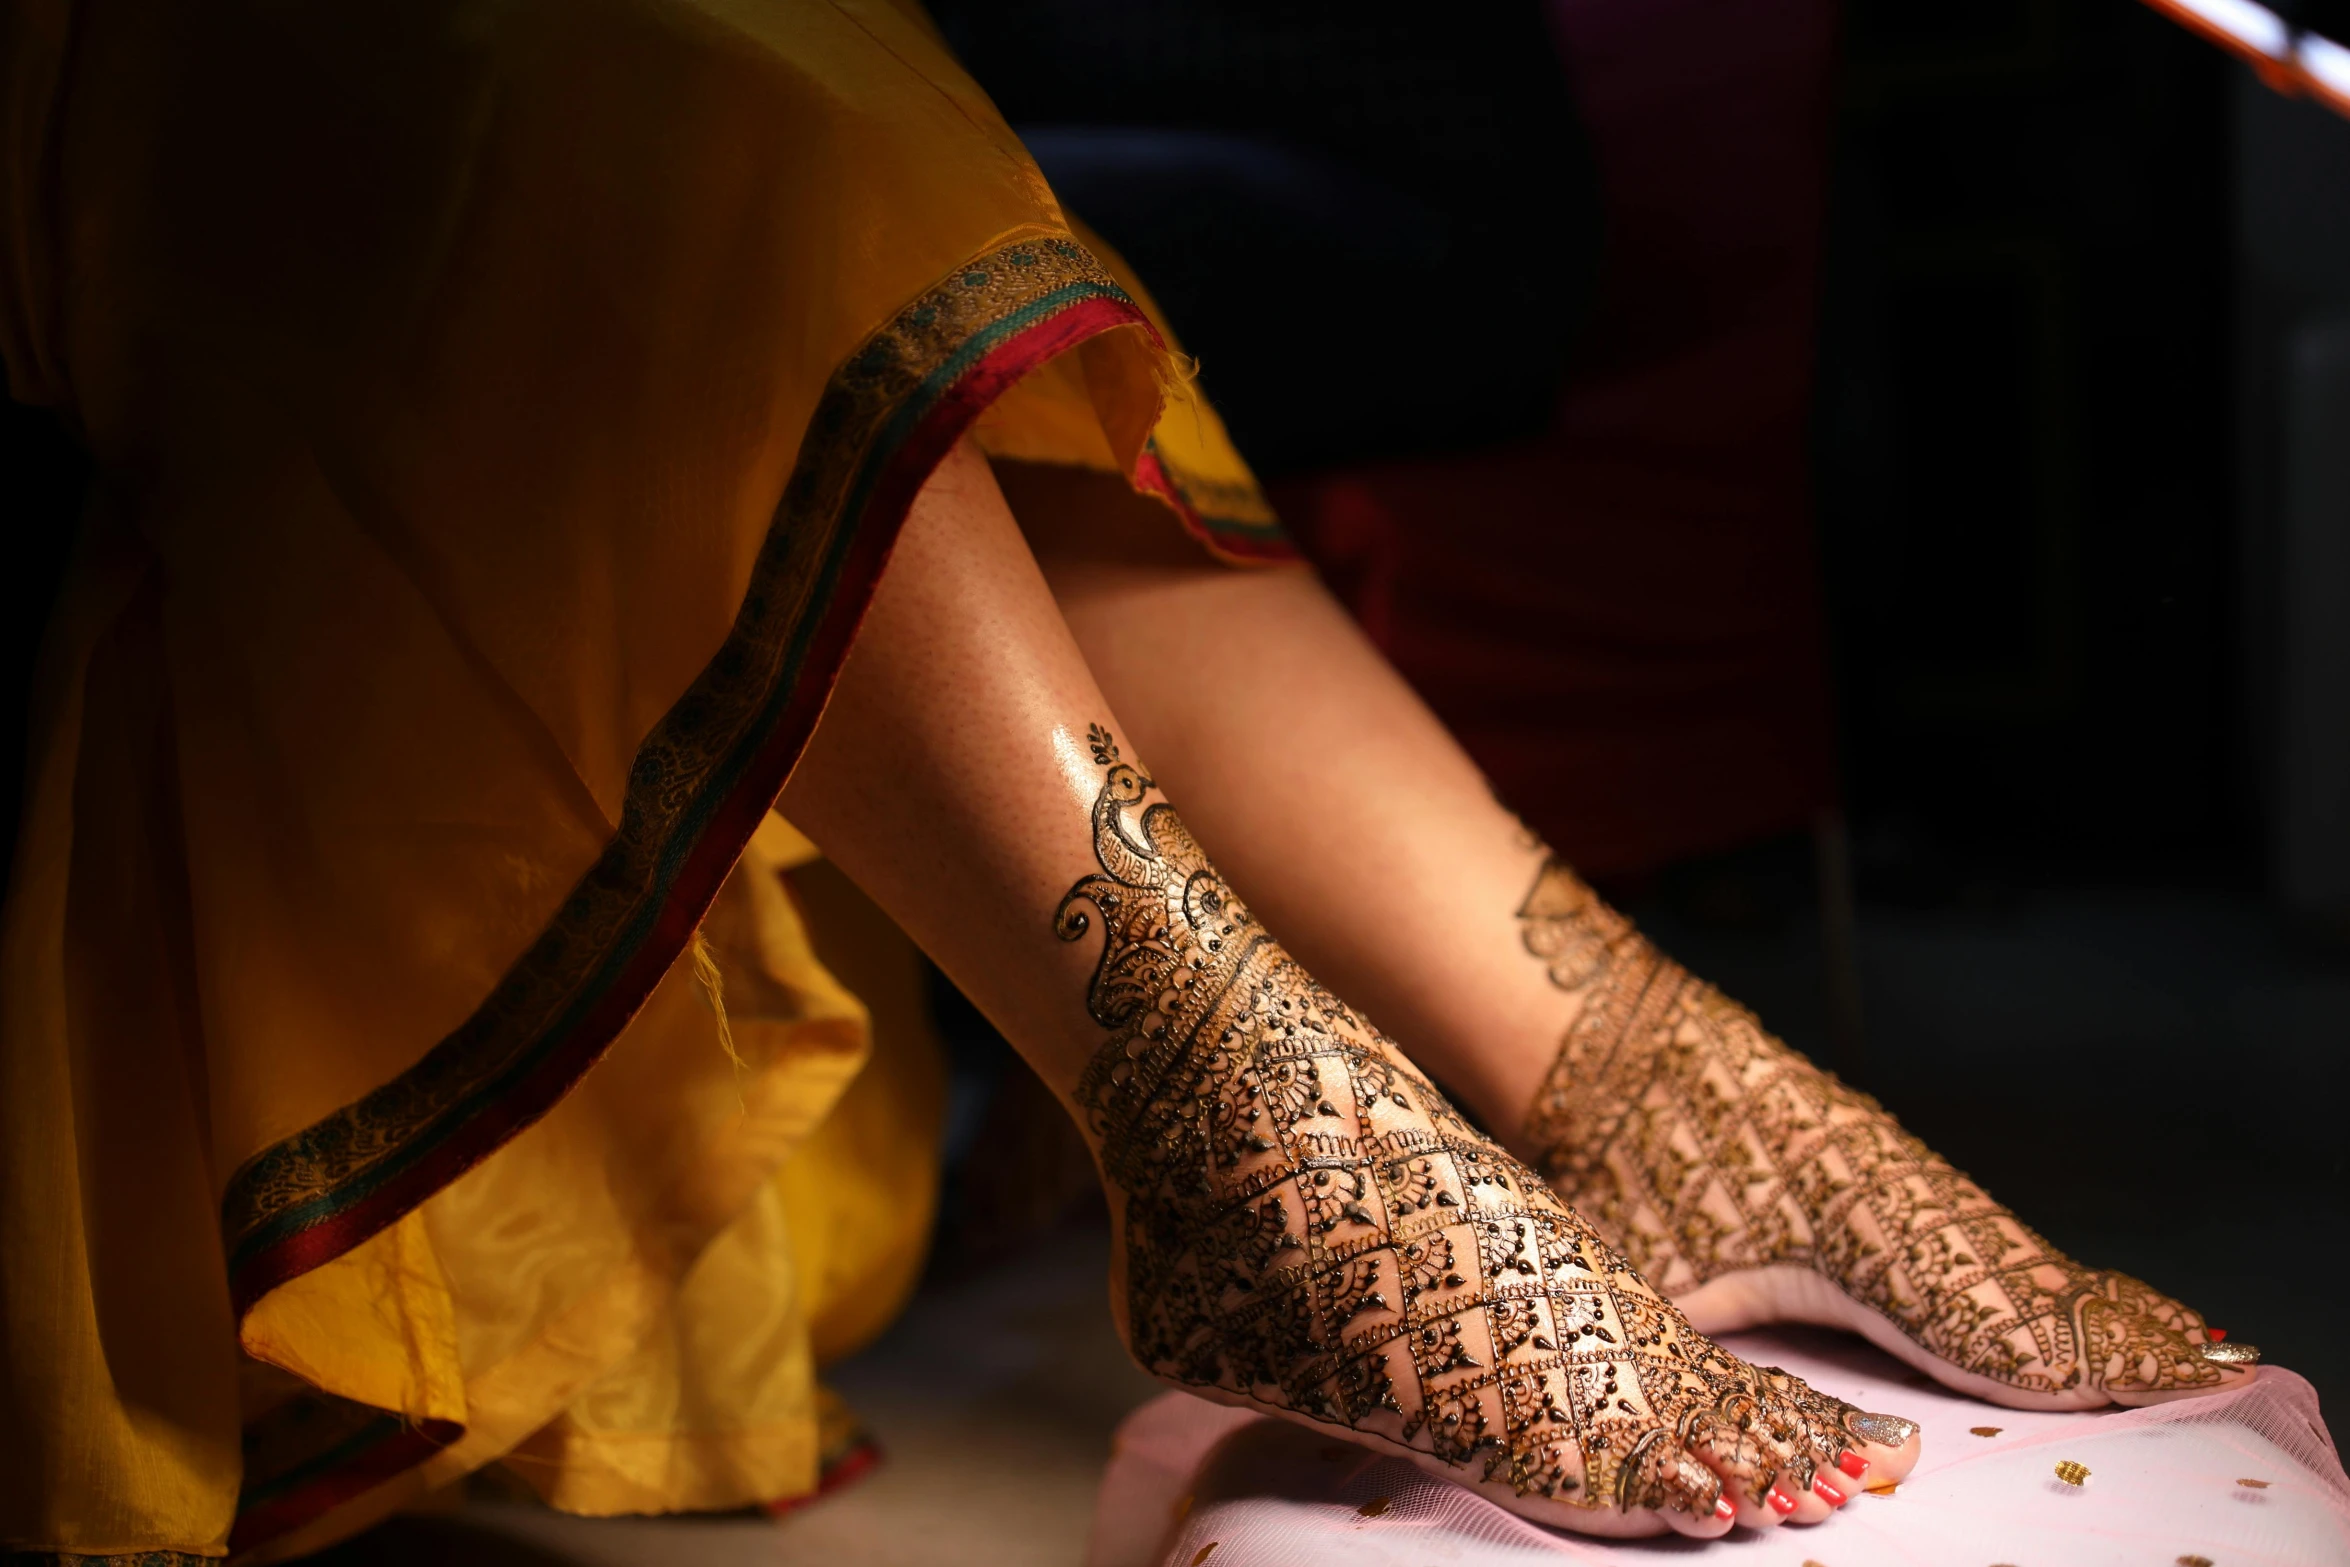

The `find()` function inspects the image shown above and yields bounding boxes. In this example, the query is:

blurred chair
[1272,0,1845,893]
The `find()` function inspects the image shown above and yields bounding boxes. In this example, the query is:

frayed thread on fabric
[1152,347,1204,398]
[688,928,749,1105]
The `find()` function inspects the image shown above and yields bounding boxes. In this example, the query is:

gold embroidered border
[218,233,1142,1289]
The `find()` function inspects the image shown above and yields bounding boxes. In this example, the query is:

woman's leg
[778,441,1919,1536]
[1004,460,2259,1412]
[997,464,1565,1124]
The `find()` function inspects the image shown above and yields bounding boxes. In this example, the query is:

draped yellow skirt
[0,1,1287,1558]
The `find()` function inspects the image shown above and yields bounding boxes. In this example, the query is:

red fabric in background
[1273,0,1842,878]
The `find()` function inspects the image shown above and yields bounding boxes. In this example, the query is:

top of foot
[1054,733,1918,1533]
[1516,857,2256,1410]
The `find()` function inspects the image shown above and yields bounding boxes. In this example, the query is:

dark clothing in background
[942,0,1843,877]
[928,0,1604,478]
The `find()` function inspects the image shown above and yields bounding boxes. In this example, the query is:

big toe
[1841,1410,1924,1487]
[2106,1326,2262,1406]
[2079,1277,2259,1405]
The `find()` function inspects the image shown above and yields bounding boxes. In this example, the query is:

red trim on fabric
[218,289,1151,1548]
[1131,446,1302,565]
[227,1418,460,1553]
[761,1436,885,1518]
[230,292,1155,1318]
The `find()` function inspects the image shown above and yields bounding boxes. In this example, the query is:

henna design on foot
[1058,730,1889,1523]
[1515,856,2255,1405]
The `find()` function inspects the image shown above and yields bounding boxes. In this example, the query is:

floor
[315,1226,1160,1567]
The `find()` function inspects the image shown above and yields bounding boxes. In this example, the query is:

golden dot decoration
[1357,1497,1393,1518]
[1190,1547,1219,1567]
[1865,1479,1899,1496]
[2237,1477,2271,1489]
[2054,1460,2091,1487]
[1969,1425,2003,1437]
[2177,1556,2215,1567]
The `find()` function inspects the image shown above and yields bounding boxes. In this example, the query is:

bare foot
[1515,859,2259,1411]
[1055,733,1922,1536]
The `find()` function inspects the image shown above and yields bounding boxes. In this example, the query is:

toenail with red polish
[2209,1328,2228,1342]
[1714,1496,1738,1522]
[1766,1485,1798,1516]
[1837,1450,1868,1478]
[1814,1477,1847,1505]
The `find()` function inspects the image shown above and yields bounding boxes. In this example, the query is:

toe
[2084,1279,2262,1406]
[1618,1435,1730,1528]
[1650,1453,1738,1540]
[1660,1508,1737,1540]
[1845,1418,1924,1485]
[2097,1303,2263,1406]
[1748,1362,1923,1495]
[1773,1470,1836,1524]
[1806,1465,1857,1511]
[1679,1420,1798,1528]
[2107,1349,2260,1406]
[1720,1476,1787,1528]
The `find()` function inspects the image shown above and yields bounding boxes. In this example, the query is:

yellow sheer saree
[0,0,1283,1559]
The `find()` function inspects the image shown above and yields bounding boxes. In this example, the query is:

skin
[1002,459,1567,1127]
[779,443,1919,1536]
[1005,459,2254,1415]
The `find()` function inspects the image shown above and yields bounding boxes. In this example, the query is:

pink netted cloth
[1086,1327,2349,1567]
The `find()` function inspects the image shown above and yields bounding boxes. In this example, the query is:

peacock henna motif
[1058,728,1894,1519]
[1515,855,2254,1403]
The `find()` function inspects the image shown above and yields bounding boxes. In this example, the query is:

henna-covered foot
[1056,732,1919,1536]
[1515,857,2259,1411]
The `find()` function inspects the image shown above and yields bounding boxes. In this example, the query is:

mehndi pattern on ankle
[1514,854,2243,1401]
[1059,729,1886,1518]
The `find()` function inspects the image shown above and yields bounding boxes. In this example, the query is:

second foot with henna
[1056,731,1921,1537]
[1514,858,2260,1412]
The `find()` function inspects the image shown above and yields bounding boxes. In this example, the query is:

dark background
[1818,0,2238,868]
[1641,0,2350,1420]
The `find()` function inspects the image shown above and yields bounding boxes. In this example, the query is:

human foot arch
[1056,730,1918,1532]
[1514,855,2258,1411]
